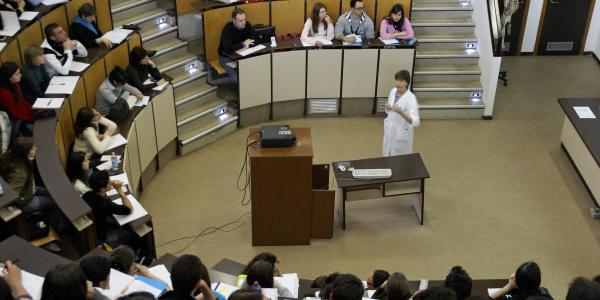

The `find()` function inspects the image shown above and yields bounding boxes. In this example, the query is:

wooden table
[0,235,71,277]
[332,154,430,229]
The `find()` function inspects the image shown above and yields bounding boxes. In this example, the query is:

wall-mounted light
[471,92,481,98]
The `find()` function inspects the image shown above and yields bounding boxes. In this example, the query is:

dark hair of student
[0,137,34,177]
[386,4,405,32]
[514,261,541,296]
[412,287,457,300]
[232,8,245,19]
[0,62,21,100]
[88,170,109,193]
[350,0,363,9]
[78,3,95,17]
[109,67,128,85]
[66,151,88,183]
[74,107,96,137]
[110,245,136,274]
[385,272,411,300]
[444,266,472,300]
[117,292,157,300]
[0,277,11,300]
[24,45,44,67]
[228,288,264,300]
[242,252,278,274]
[565,277,600,300]
[372,270,390,288]
[593,275,600,285]
[320,272,341,299]
[170,255,211,296]
[44,23,60,38]
[312,275,328,289]
[246,260,274,288]
[79,256,111,287]
[41,263,87,300]
[330,274,364,300]
[311,3,329,34]
[129,47,149,66]
[394,70,411,85]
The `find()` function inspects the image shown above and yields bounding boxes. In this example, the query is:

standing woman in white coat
[382,70,420,156]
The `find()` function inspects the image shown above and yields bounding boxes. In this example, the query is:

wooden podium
[249,128,334,246]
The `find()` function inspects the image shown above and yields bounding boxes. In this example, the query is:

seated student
[213,8,254,85]
[329,274,364,300]
[444,266,472,300]
[379,4,413,40]
[42,263,107,300]
[0,0,33,16]
[367,270,390,290]
[126,47,166,92]
[72,107,116,163]
[118,292,157,300]
[228,288,265,300]
[0,62,34,135]
[301,2,334,47]
[0,260,31,300]
[566,277,600,300]
[372,272,411,300]
[244,261,292,297]
[412,287,456,300]
[80,256,111,293]
[21,45,51,104]
[96,67,143,121]
[70,3,112,49]
[241,252,282,276]
[159,254,225,300]
[490,262,553,300]
[334,0,375,44]
[110,246,160,280]
[41,23,88,77]
[0,111,10,153]
[318,272,341,300]
[67,151,93,195]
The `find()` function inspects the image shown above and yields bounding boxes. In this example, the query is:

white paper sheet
[235,44,266,56]
[0,11,21,37]
[105,134,128,151]
[69,61,90,72]
[125,278,163,297]
[110,173,130,186]
[101,155,121,161]
[152,81,168,91]
[41,0,68,5]
[44,76,79,94]
[108,268,135,296]
[367,290,376,298]
[211,282,240,299]
[112,194,148,225]
[379,37,399,45]
[300,37,333,47]
[126,95,138,109]
[106,185,128,197]
[20,270,45,300]
[487,288,502,296]
[148,264,173,288]
[343,35,362,46]
[143,78,154,85]
[134,96,150,107]
[262,288,278,300]
[104,28,133,44]
[32,97,64,109]
[275,274,299,298]
[573,106,596,119]
[18,11,39,21]
[0,43,6,52]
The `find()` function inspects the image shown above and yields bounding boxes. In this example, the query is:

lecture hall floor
[141,55,600,299]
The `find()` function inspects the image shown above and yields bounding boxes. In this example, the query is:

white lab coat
[382,88,420,156]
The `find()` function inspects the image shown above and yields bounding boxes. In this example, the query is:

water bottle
[251,281,261,291]
[111,152,119,171]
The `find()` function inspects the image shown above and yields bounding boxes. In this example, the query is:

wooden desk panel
[272,51,306,102]
[239,54,271,109]
[151,85,177,150]
[58,100,75,166]
[70,78,88,121]
[307,0,340,23]
[93,0,112,33]
[203,6,234,63]
[135,105,158,172]
[40,5,68,33]
[0,235,71,277]
[342,48,378,98]
[272,0,305,37]
[1,40,22,66]
[104,42,129,73]
[83,58,106,108]
[238,2,269,27]
[126,122,142,196]
[377,48,415,97]
[17,21,43,63]
[67,0,93,25]
[307,49,342,99]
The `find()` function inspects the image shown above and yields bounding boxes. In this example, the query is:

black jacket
[70,21,103,48]
[82,191,131,242]
[218,21,254,55]
[20,64,50,104]
[126,63,162,92]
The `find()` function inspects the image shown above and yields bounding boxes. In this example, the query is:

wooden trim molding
[580,0,597,54]
[533,0,549,55]
[516,0,531,55]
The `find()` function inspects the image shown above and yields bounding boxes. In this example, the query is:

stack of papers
[45,76,79,95]
[41,0,68,5]
[262,288,278,300]
[0,11,21,37]
[236,44,266,56]
[69,61,90,73]
[110,173,130,186]
[112,194,148,225]
[104,28,133,44]
[135,96,150,107]
[32,97,64,109]
[105,134,128,151]
[379,37,400,45]
[107,269,166,298]
[300,37,333,47]
[152,82,168,92]
[274,273,299,298]
[18,11,39,21]
[343,35,362,46]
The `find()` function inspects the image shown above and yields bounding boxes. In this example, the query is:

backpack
[107,97,130,123]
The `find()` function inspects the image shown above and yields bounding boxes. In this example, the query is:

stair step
[113,7,166,28]
[111,0,155,14]
[154,48,198,73]
[175,80,218,106]
[417,33,477,43]
[418,97,485,109]
[411,17,475,27]
[177,98,228,126]
[178,113,238,146]
[414,64,480,75]
[144,33,188,57]
[413,80,482,92]
[140,23,178,42]
[412,3,473,11]
[167,67,207,88]
[178,115,238,155]
[416,49,479,58]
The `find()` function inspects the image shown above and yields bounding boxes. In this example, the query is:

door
[537,0,594,55]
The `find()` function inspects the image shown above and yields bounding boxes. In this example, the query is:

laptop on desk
[253,26,275,44]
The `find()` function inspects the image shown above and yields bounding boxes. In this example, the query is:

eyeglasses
[353,6,364,10]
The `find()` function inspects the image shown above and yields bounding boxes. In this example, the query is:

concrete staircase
[110,0,238,155]
[410,0,484,118]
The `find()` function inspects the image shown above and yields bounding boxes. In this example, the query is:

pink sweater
[379,18,414,40]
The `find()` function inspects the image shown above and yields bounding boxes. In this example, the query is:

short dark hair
[444,266,472,300]
[372,270,390,288]
[350,0,363,8]
[385,272,411,300]
[129,47,148,65]
[593,275,600,285]
[413,287,457,300]
[330,274,363,300]
[242,252,278,274]
[44,23,60,38]
[171,255,211,296]
[41,263,87,300]
[228,288,264,300]
[320,272,341,300]
[394,70,411,85]
[246,260,274,288]
[110,245,136,274]
[566,277,600,300]
[515,262,541,295]
[232,8,245,19]
[80,256,111,287]
[117,292,156,300]
[109,66,128,85]
[88,170,110,193]
[78,3,95,17]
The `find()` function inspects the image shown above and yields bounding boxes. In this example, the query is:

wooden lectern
[248,128,334,246]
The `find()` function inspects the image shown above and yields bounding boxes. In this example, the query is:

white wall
[521,0,544,53]
[584,1,600,55]
[472,0,501,117]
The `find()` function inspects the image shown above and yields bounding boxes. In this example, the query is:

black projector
[260,125,296,148]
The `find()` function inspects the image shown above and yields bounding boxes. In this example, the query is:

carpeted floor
[140,55,600,299]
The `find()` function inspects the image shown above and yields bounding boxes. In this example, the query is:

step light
[471,92,480,98]
[470,97,481,103]
[156,16,167,26]
[466,43,476,49]
[186,61,199,73]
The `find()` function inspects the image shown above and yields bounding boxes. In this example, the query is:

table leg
[342,189,346,230]
[420,179,425,225]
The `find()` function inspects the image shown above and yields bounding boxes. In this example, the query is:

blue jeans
[22,187,64,233]
[211,55,237,85]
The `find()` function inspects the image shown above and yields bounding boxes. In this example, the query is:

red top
[0,83,34,123]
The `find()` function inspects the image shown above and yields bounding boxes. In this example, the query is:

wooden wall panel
[104,42,129,73]
[94,0,112,33]
[1,40,22,66]
[127,33,142,51]
[40,5,69,33]
[341,0,376,22]
[376,0,411,25]
[307,0,340,24]
[67,0,93,25]
[238,2,270,27]
[17,22,43,64]
[176,0,202,15]
[203,6,234,62]
[70,78,88,121]
[55,123,67,169]
[83,58,106,108]
[59,100,75,165]
[272,0,305,36]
